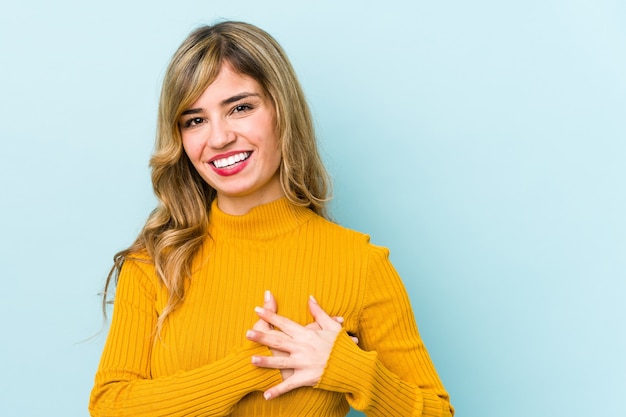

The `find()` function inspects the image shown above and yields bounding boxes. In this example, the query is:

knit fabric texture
[89,198,453,416]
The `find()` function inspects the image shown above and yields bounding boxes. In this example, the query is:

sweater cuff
[422,390,451,416]
[315,332,378,409]
[316,333,433,415]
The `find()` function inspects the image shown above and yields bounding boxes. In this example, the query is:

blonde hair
[103,21,331,330]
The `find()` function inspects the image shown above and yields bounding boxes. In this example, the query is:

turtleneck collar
[208,197,315,240]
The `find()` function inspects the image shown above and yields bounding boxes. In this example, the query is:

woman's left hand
[246,295,342,400]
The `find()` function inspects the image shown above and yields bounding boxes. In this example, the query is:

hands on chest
[246,290,358,400]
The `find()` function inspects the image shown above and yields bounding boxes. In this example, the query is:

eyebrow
[222,92,259,105]
[180,92,261,116]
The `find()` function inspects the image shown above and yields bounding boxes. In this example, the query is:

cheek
[272,135,282,163]
[181,136,202,162]
[272,142,282,164]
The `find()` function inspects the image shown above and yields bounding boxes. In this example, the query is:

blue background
[1,1,624,416]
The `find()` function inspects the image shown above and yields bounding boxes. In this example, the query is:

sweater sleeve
[316,243,454,417]
[89,259,282,417]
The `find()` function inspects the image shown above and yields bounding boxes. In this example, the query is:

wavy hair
[102,21,331,331]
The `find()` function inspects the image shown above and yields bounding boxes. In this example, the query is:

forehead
[196,63,263,101]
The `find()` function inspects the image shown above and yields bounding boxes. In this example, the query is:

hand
[246,295,343,400]
[250,292,356,382]
[251,291,293,380]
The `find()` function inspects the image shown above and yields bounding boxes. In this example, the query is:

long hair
[102,21,331,331]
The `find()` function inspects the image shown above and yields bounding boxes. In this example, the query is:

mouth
[210,151,252,169]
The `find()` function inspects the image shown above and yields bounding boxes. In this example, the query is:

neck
[208,197,315,240]
[216,187,286,216]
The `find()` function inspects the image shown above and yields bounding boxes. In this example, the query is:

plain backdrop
[1,1,624,416]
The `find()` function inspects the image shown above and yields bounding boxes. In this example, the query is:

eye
[182,117,205,128]
[232,103,253,114]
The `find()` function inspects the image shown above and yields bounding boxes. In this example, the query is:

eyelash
[181,103,255,128]
[232,103,253,114]
[183,117,205,128]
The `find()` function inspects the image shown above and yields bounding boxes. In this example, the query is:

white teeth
[212,152,250,168]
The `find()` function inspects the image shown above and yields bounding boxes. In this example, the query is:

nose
[207,118,235,149]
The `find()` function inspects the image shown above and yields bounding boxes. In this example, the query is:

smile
[211,152,251,169]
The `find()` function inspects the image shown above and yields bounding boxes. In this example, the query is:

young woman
[89,21,454,417]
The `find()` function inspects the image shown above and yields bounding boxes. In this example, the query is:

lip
[208,150,252,177]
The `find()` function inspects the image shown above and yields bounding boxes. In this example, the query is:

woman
[89,21,454,417]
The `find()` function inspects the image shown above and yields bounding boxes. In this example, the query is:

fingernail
[264,392,272,400]
[254,306,266,315]
[264,290,271,302]
[336,316,344,323]
[309,295,318,304]
[246,330,254,339]
[251,356,260,364]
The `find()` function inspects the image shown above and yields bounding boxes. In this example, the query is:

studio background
[1,1,624,416]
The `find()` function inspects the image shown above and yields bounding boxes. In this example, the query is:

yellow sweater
[89,198,453,416]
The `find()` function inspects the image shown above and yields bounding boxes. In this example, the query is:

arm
[316,244,454,417]
[89,259,281,417]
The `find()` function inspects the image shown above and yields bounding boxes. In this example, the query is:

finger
[246,329,296,352]
[264,290,277,313]
[251,354,292,370]
[305,322,321,331]
[305,316,344,331]
[253,317,272,332]
[308,295,341,331]
[256,290,278,331]
[254,307,304,337]
[263,379,301,400]
[254,291,279,332]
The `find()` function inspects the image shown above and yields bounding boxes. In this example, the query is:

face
[179,63,284,215]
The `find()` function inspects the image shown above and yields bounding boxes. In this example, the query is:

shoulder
[122,250,154,272]
[306,213,390,257]
[306,213,370,242]
[116,251,159,292]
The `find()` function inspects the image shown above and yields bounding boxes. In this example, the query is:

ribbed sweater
[89,198,453,417]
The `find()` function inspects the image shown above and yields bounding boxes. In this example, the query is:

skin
[181,62,356,400]
[248,292,357,400]
[180,62,285,215]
